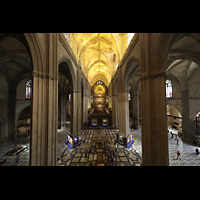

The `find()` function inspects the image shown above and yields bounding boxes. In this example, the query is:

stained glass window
[26,80,32,99]
[166,80,172,98]
[97,81,102,85]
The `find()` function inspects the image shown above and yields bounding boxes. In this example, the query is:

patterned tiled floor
[130,127,200,166]
[0,141,30,166]
[58,129,141,166]
[168,133,200,166]
[1,126,200,166]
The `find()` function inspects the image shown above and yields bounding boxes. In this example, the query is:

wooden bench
[16,146,28,155]
[6,146,22,156]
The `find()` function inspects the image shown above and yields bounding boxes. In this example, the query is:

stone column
[140,33,169,166]
[131,90,139,129]
[118,90,129,137]
[8,85,16,141]
[88,84,91,108]
[108,83,112,109]
[83,80,89,124]
[181,90,189,141]
[60,91,66,128]
[77,67,82,134]
[181,90,195,143]
[118,66,129,137]
[47,33,58,166]
[72,90,78,137]
[112,79,117,127]
[30,33,58,166]
[31,73,58,166]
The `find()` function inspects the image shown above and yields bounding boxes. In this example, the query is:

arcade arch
[165,33,200,143]
[0,33,34,165]
[116,57,140,138]
[58,62,74,135]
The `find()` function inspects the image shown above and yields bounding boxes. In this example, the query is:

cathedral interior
[1,33,200,166]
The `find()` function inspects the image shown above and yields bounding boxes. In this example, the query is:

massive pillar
[83,80,89,124]
[118,66,129,137]
[181,89,195,143]
[60,94,67,128]
[181,89,189,141]
[88,83,91,108]
[112,79,118,127]
[8,85,16,141]
[108,83,112,109]
[131,89,139,128]
[30,33,58,166]
[76,67,82,134]
[70,65,82,137]
[72,90,78,137]
[140,33,169,166]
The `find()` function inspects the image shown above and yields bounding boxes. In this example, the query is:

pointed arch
[123,57,140,92]
[24,33,45,74]
[153,33,175,71]
[58,57,77,91]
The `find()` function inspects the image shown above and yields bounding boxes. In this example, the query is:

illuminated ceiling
[66,33,135,86]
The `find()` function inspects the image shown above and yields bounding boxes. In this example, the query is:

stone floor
[168,133,200,166]
[1,126,200,166]
[58,129,141,166]
[0,137,30,166]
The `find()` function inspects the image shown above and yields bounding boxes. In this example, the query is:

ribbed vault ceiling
[68,33,134,86]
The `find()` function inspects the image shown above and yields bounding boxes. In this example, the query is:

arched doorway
[118,58,139,135]
[58,62,74,134]
[57,61,75,161]
[128,78,140,131]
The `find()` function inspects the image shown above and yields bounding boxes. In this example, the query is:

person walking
[177,151,180,159]
[196,148,199,155]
